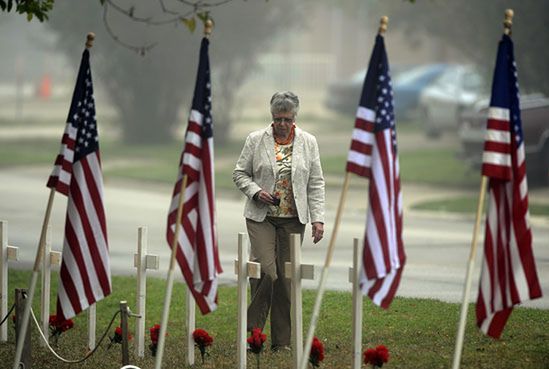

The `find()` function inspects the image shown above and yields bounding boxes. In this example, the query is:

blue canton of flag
[374,58,398,153]
[74,76,99,159]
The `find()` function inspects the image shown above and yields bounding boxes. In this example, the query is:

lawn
[412,195,549,216]
[1,270,548,368]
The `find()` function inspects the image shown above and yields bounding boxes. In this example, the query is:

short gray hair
[270,91,299,117]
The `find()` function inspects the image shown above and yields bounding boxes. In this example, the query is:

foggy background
[1,0,548,306]
[1,1,548,144]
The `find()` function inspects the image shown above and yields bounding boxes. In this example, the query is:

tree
[45,0,302,144]
[0,0,54,21]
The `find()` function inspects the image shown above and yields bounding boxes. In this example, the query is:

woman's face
[272,112,295,138]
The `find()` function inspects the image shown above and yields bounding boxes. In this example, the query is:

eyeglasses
[272,117,294,124]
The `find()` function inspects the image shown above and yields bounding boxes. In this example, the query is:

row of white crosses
[234,233,366,369]
[0,221,63,345]
[2,220,366,369]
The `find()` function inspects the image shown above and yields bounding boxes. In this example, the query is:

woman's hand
[311,222,324,244]
[254,190,277,205]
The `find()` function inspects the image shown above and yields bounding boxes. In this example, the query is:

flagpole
[299,171,351,369]
[451,176,488,369]
[154,19,213,369]
[12,32,96,369]
[154,174,188,369]
[451,11,513,368]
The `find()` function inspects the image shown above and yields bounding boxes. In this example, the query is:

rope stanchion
[0,303,15,326]
[30,308,121,364]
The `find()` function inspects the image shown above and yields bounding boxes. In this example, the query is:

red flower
[193,328,213,347]
[148,324,167,356]
[111,326,132,346]
[193,329,213,363]
[150,324,161,345]
[363,345,390,368]
[309,336,325,367]
[48,315,74,342]
[57,319,74,332]
[247,327,267,354]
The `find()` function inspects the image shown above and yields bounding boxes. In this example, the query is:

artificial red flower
[309,336,325,367]
[247,328,267,369]
[193,328,213,363]
[48,315,74,343]
[109,326,132,349]
[247,327,267,354]
[149,324,167,357]
[150,324,161,345]
[363,345,390,368]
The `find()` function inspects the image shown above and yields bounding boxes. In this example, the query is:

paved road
[1,167,548,309]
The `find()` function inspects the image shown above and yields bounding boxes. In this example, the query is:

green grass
[0,139,60,166]
[2,270,548,368]
[413,195,549,216]
[399,148,478,187]
[321,148,478,188]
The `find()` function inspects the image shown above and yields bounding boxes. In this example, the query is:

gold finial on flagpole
[86,32,96,49]
[204,18,214,38]
[503,9,513,35]
[379,16,389,35]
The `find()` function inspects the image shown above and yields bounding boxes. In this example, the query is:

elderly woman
[233,91,325,351]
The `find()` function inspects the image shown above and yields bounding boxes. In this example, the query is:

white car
[418,65,486,138]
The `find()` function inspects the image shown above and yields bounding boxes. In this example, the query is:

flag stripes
[346,34,405,309]
[166,37,221,315]
[48,49,111,321]
[476,34,542,338]
[47,124,78,195]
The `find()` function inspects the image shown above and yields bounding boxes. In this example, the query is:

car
[458,94,549,185]
[418,65,487,138]
[325,64,450,120]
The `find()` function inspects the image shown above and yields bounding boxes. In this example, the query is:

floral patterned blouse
[268,141,297,217]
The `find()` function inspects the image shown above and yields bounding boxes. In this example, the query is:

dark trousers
[245,217,305,347]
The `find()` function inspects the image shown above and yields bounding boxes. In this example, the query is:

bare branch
[101,0,236,54]
[102,4,157,56]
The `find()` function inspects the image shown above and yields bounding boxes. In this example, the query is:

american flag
[166,37,222,314]
[47,48,111,321]
[476,34,542,338]
[346,34,405,308]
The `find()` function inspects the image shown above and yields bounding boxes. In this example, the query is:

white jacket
[233,125,325,225]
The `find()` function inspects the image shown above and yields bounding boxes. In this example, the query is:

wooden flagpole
[451,10,514,369]
[451,176,488,369]
[299,171,351,369]
[13,32,97,369]
[154,174,188,369]
[299,16,389,369]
